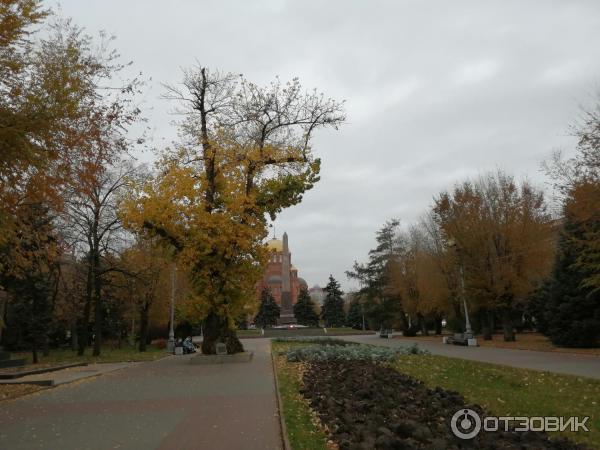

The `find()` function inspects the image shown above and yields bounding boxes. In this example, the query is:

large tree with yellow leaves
[122,67,344,354]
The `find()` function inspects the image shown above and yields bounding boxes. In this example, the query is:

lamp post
[457,262,472,335]
[167,264,177,353]
[448,239,474,339]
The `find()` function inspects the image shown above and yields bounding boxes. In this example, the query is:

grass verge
[272,341,330,450]
[324,327,375,335]
[0,384,46,401]
[237,329,263,337]
[394,354,600,449]
[239,327,375,339]
[393,332,600,356]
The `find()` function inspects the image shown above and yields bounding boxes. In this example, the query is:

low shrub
[402,325,420,337]
[286,343,428,363]
[272,337,352,346]
[152,338,167,349]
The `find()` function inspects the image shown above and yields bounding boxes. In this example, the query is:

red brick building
[257,232,307,323]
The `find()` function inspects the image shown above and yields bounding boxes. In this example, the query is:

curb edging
[0,362,88,380]
[270,344,292,450]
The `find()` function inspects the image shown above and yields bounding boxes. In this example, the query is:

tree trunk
[92,273,102,356]
[78,263,93,356]
[32,337,38,364]
[71,321,78,351]
[42,335,50,357]
[418,313,429,336]
[434,316,442,335]
[481,309,493,340]
[397,305,409,332]
[0,292,8,346]
[201,311,244,355]
[452,301,464,332]
[501,308,516,342]
[138,304,149,352]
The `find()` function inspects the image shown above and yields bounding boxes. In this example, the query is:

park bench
[379,329,393,338]
[446,333,468,346]
[445,332,477,346]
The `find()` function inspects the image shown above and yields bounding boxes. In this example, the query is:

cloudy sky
[58,0,600,290]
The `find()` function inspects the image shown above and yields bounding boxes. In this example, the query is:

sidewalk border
[0,362,87,380]
[270,343,292,450]
[0,362,138,403]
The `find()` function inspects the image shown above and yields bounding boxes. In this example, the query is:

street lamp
[447,239,474,340]
[167,264,177,353]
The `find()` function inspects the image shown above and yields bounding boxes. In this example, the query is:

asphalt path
[0,339,281,450]
[341,334,600,379]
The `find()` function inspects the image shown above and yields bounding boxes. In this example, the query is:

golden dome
[266,238,283,252]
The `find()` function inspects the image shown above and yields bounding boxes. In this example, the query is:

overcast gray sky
[58,0,600,291]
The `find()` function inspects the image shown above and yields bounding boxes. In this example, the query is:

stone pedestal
[278,312,297,325]
[278,292,297,325]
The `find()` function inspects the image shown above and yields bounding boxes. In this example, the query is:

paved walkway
[341,335,600,380]
[0,339,282,450]
[0,362,136,386]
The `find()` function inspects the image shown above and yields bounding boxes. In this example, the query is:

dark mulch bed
[301,361,588,450]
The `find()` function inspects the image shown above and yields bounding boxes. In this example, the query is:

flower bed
[286,342,427,363]
[300,360,588,450]
[272,336,353,346]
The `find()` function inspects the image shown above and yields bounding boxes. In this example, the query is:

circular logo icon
[451,409,482,439]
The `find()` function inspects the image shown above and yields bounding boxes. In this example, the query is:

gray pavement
[341,334,600,379]
[0,339,282,450]
[0,362,137,386]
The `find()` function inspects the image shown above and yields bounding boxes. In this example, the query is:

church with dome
[258,232,307,324]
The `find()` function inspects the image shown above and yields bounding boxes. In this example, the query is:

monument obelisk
[279,232,297,324]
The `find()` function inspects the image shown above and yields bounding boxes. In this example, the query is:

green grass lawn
[14,345,167,365]
[239,327,374,339]
[237,329,263,337]
[272,340,599,449]
[325,327,374,335]
[394,354,600,449]
[272,341,329,450]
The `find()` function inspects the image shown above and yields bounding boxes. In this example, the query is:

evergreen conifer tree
[346,220,407,330]
[293,288,319,326]
[254,288,280,328]
[346,298,364,329]
[543,214,600,347]
[321,275,346,327]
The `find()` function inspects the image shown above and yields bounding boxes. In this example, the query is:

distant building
[308,284,326,305]
[257,232,307,324]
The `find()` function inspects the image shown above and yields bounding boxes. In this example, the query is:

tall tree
[321,275,345,328]
[254,288,280,329]
[53,254,86,351]
[346,298,364,330]
[543,213,600,347]
[119,240,170,351]
[0,4,142,358]
[65,163,136,356]
[122,67,344,354]
[293,288,319,327]
[347,220,408,330]
[541,99,600,346]
[433,171,555,341]
[0,203,60,362]
[0,5,141,250]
